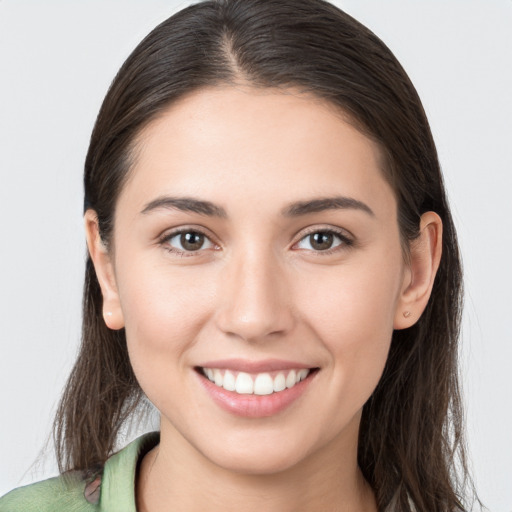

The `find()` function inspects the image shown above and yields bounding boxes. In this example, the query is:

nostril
[214,307,295,343]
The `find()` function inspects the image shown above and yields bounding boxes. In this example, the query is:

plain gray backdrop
[1,1,511,510]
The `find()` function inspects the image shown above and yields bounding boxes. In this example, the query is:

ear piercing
[403,311,411,318]
[105,311,113,317]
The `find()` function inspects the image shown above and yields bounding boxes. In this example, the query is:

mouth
[196,366,316,395]
[194,361,319,417]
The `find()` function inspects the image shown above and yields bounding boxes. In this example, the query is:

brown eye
[164,230,215,253]
[309,232,334,250]
[180,232,205,251]
[295,230,348,252]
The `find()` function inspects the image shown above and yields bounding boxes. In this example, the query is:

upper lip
[198,358,315,373]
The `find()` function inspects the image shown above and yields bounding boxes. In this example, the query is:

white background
[0,1,511,510]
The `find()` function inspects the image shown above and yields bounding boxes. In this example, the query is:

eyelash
[158,228,218,257]
[293,227,354,255]
[158,226,354,257]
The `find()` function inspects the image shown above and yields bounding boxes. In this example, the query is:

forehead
[120,86,396,219]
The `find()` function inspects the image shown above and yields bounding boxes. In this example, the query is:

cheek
[300,253,402,335]
[296,251,403,399]
[115,259,216,383]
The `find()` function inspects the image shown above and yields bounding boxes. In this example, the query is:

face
[97,86,412,474]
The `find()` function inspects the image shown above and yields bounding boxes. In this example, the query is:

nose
[214,248,295,343]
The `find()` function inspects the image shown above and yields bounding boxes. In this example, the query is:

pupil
[181,232,204,251]
[311,232,333,250]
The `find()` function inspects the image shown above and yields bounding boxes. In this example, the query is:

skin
[86,86,442,512]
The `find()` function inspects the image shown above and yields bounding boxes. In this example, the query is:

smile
[201,367,311,395]
[195,362,319,418]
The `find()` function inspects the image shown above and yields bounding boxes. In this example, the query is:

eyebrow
[141,196,228,218]
[140,195,374,218]
[282,196,375,217]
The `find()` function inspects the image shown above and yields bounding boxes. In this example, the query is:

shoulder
[0,470,100,512]
[0,432,159,512]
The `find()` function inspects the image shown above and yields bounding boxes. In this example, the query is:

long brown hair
[54,1,474,509]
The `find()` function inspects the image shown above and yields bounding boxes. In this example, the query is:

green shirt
[0,432,160,512]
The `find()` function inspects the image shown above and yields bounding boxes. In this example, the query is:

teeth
[286,370,296,388]
[223,370,236,391]
[273,373,286,392]
[202,367,312,395]
[214,369,223,387]
[254,373,274,395]
[297,369,309,381]
[235,372,253,394]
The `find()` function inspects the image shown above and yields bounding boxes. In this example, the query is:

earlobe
[84,210,125,330]
[394,211,443,330]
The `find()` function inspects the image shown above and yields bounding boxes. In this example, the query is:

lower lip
[196,370,317,418]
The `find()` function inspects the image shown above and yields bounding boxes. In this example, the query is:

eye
[161,229,216,254]
[295,230,351,252]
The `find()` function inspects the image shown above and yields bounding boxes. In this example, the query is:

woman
[0,0,476,510]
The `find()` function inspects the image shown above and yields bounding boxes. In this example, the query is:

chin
[205,444,311,476]
[187,423,328,476]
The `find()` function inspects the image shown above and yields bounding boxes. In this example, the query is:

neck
[136,419,376,512]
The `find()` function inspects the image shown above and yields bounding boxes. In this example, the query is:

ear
[84,210,125,330]
[394,211,443,330]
